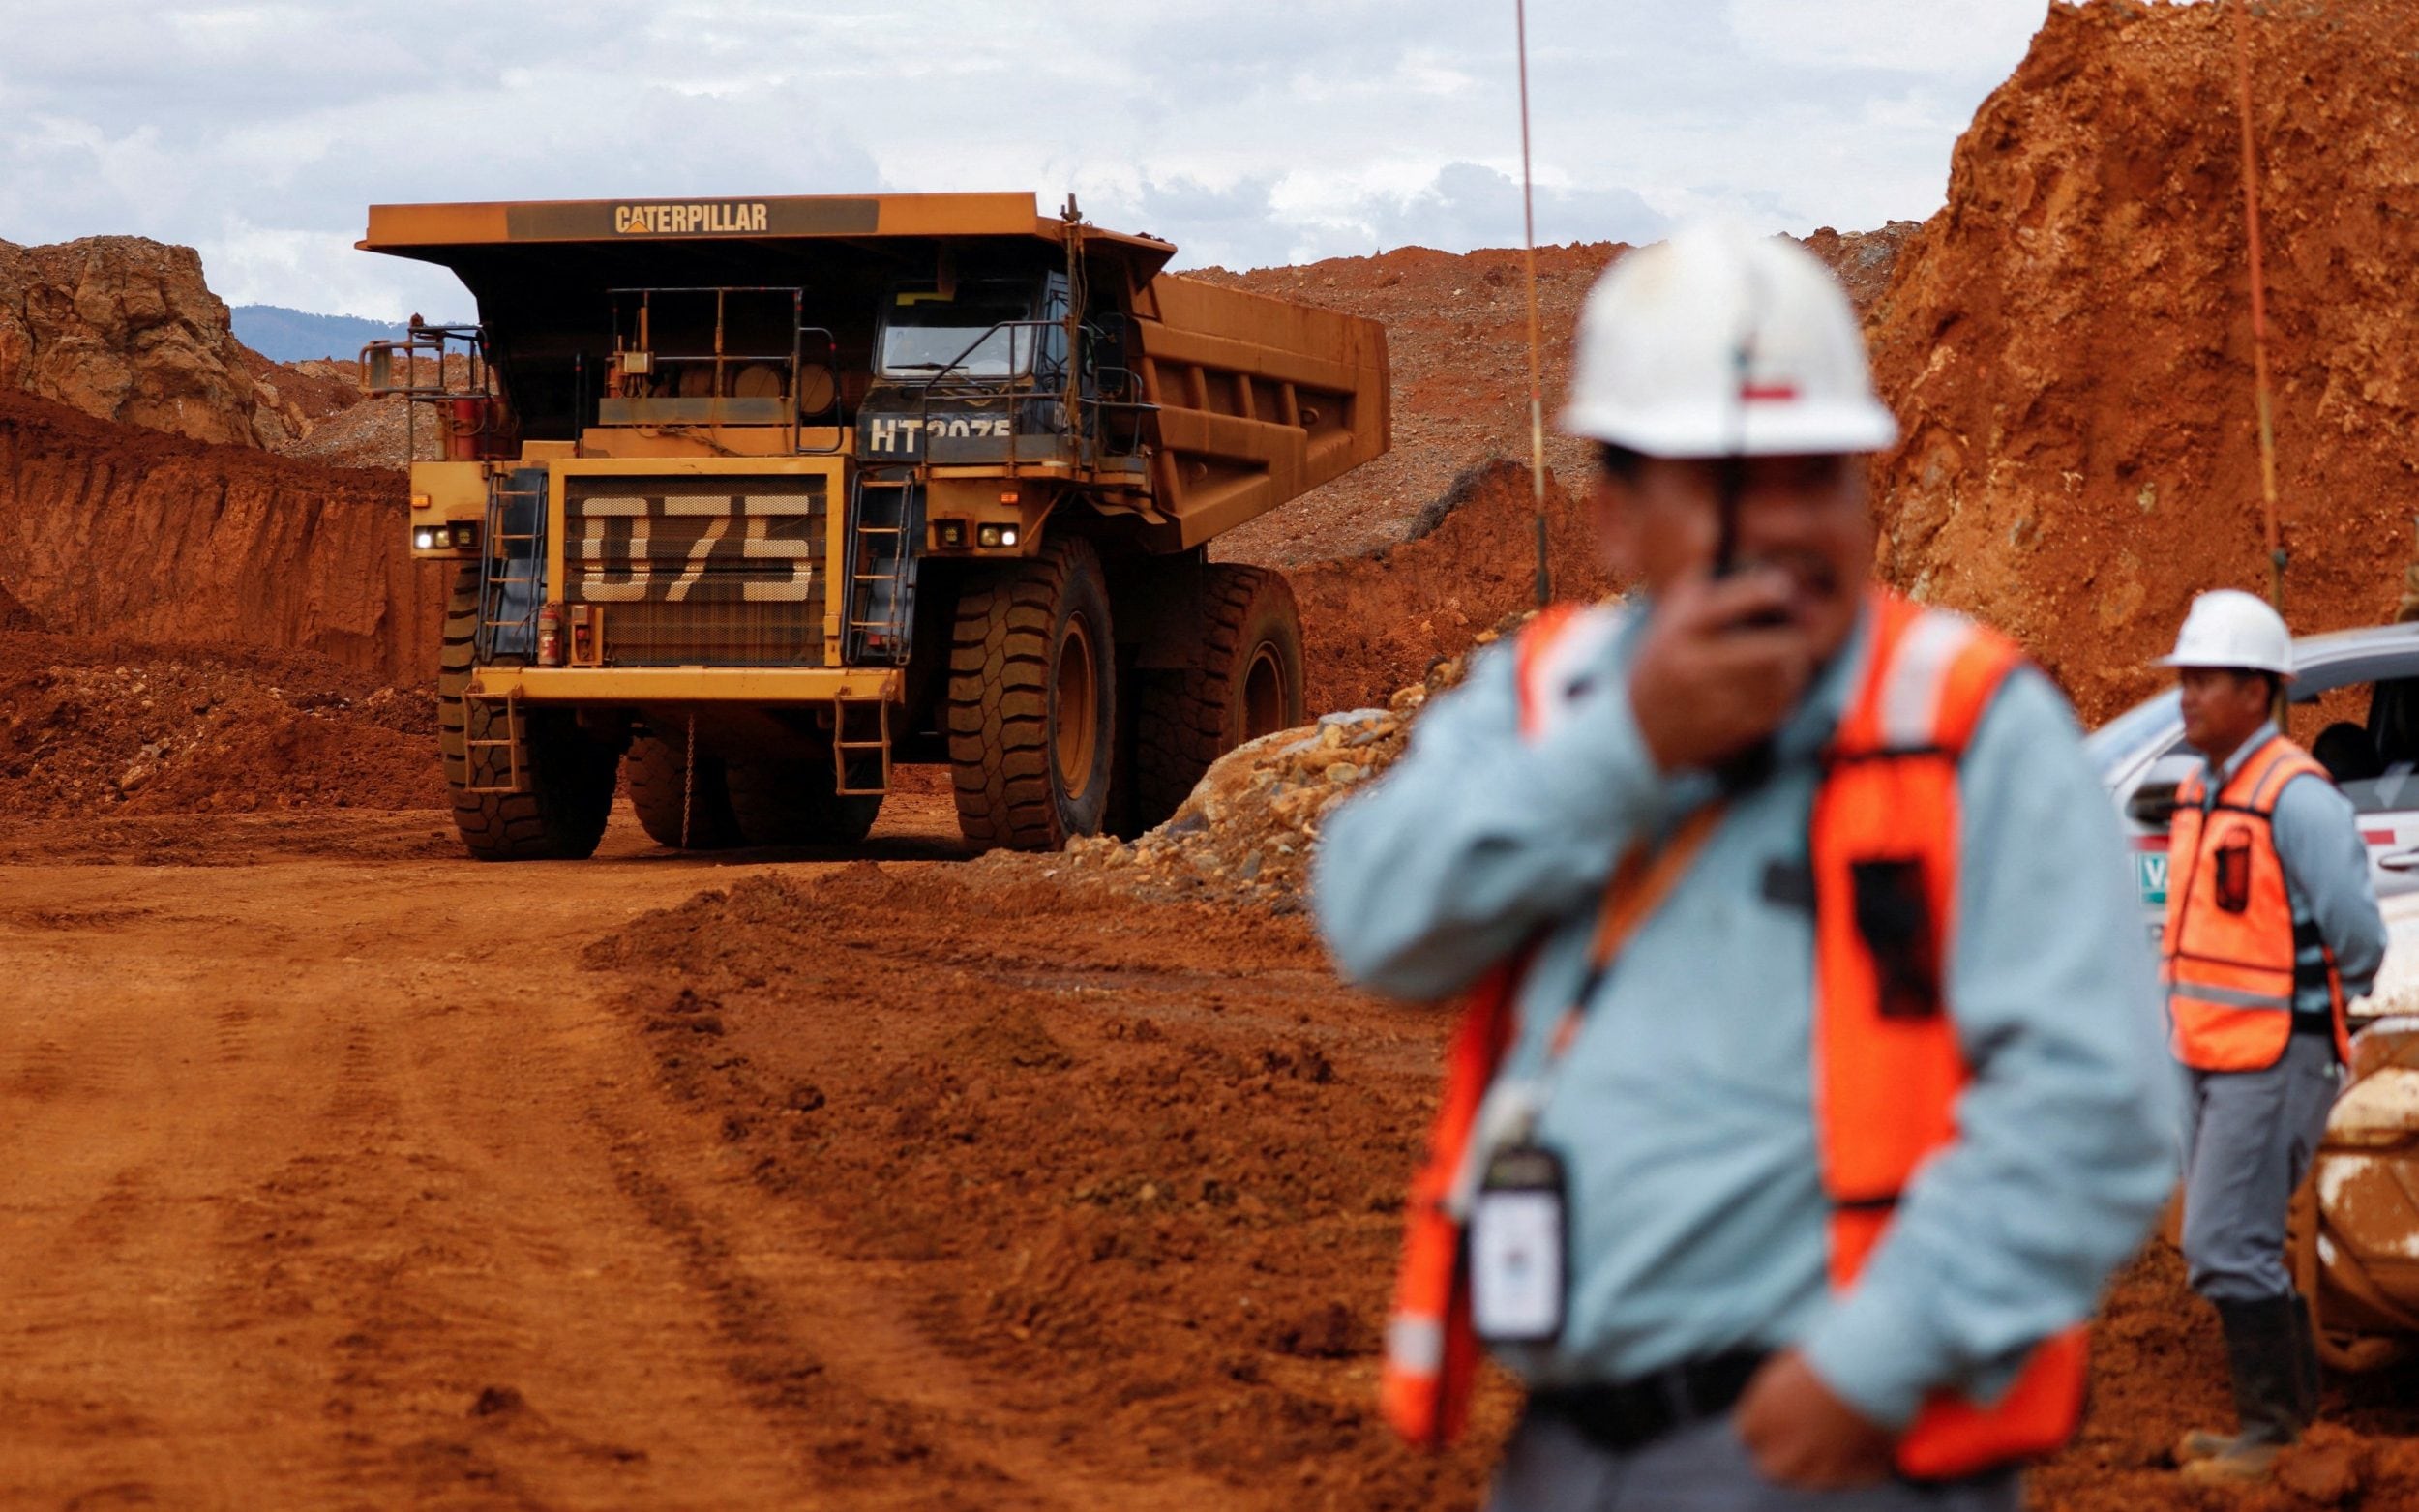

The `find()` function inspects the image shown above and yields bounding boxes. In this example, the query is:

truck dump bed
[1135,274,1389,545]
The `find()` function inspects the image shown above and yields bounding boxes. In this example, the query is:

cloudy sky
[0,0,2061,320]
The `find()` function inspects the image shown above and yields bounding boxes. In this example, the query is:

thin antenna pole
[1516,0,1551,607]
[2233,1,2285,615]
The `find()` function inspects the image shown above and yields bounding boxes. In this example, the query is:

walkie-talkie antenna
[1515,0,1551,608]
[1713,326,1754,578]
[1715,252,1775,794]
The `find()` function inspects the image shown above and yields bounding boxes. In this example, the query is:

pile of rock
[1068,614,1529,904]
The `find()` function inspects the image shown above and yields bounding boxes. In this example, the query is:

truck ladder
[832,697,890,796]
[463,687,528,795]
[477,472,547,660]
[843,474,921,667]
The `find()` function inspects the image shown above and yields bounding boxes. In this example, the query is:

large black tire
[1132,564,1306,828]
[437,565,619,862]
[725,757,882,846]
[624,730,744,849]
[947,537,1117,851]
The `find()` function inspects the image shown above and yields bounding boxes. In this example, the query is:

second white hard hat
[1559,221,1899,459]
[2158,589,2295,679]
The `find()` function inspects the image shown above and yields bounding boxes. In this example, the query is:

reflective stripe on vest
[1378,592,2088,1478]
[2161,735,2349,1071]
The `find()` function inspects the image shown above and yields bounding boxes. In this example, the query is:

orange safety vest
[2162,735,2352,1071]
[1380,591,2089,1481]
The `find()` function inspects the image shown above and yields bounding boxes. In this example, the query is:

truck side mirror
[364,344,395,394]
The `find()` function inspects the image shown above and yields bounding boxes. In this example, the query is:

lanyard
[1449,801,1732,1215]
[1544,801,1730,1063]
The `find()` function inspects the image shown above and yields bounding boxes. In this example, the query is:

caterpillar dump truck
[359,192,1388,858]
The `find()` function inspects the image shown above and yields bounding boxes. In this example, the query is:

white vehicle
[2092,620,2419,1369]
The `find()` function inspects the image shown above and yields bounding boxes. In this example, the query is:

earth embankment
[1867,0,2419,722]
[0,391,436,682]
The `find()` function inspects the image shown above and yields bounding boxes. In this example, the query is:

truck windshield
[878,282,1037,379]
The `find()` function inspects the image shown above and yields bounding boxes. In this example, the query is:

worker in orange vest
[1313,223,2179,1508]
[2157,590,2384,1485]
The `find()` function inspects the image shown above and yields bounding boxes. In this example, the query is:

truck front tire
[438,566,619,861]
[947,537,1117,851]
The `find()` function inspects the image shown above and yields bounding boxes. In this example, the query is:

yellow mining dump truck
[359,192,1388,859]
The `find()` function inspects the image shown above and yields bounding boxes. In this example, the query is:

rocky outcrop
[0,391,440,682]
[0,236,311,449]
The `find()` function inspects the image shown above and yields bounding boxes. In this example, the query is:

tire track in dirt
[585,1096,1241,1512]
[0,814,934,1508]
[581,859,1513,1511]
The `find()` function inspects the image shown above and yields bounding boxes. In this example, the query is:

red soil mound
[1208,227,1917,569]
[1868,0,2419,723]
[0,632,441,818]
[1289,459,1608,716]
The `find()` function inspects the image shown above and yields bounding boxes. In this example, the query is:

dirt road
[0,799,1501,1511]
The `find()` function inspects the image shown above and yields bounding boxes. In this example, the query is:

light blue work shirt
[2188,722,2386,1014]
[1313,600,2181,1430]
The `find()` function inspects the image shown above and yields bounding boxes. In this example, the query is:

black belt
[1526,1350,1770,1454]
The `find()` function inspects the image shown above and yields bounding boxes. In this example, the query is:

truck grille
[563,475,829,667]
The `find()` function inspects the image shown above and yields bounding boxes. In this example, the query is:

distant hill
[231,306,426,363]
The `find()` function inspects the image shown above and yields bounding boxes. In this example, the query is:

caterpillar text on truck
[360,192,1389,859]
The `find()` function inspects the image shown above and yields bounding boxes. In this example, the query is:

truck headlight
[413,527,440,550]
[450,522,478,550]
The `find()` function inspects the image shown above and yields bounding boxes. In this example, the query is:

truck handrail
[360,320,496,467]
[899,315,1152,474]
[603,286,843,456]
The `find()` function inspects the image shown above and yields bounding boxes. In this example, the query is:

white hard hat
[1560,221,1898,459]
[2158,589,2295,678]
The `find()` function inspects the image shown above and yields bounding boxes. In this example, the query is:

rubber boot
[2179,1295,2302,1485]
[2286,1291,2322,1428]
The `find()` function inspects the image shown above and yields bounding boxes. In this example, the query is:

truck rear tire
[725,757,882,846]
[624,730,745,849]
[438,566,619,861]
[1132,564,1306,827]
[947,537,1117,851]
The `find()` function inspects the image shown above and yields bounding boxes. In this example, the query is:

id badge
[1469,1142,1568,1345]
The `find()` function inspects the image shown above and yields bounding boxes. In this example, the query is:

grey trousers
[2179,1032,2342,1302]
[1485,1414,2020,1512]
